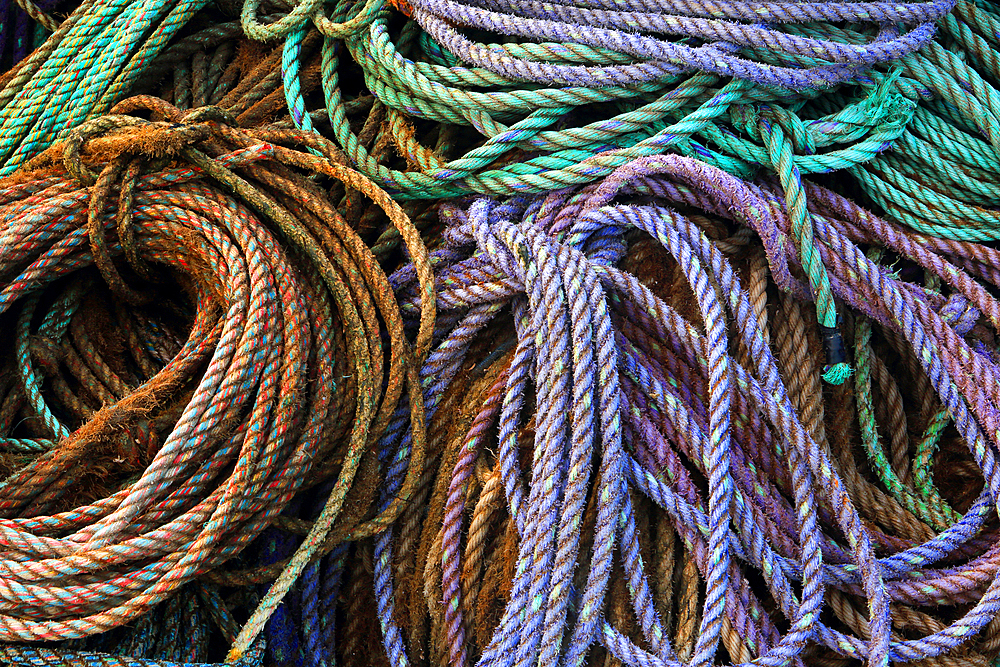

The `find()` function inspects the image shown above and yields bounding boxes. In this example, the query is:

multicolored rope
[0,0,213,177]
[0,94,434,664]
[404,0,953,89]
[839,0,1000,242]
[269,1,940,381]
[374,154,1000,667]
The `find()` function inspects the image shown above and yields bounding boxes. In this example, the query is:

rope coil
[0,96,434,661]
[373,154,1000,667]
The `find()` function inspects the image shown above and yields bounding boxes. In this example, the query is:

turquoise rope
[0,0,209,175]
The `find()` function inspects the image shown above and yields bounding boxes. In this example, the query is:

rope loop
[0,94,434,656]
[242,0,385,41]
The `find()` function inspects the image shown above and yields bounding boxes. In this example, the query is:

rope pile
[400,0,951,88]
[0,94,434,664]
[263,0,983,378]
[372,154,1000,667]
[4,0,1000,664]
[0,0,219,177]
[840,0,1000,242]
[274,1,924,200]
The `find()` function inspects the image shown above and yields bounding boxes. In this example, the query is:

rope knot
[730,104,816,155]
[757,105,816,156]
[861,68,916,132]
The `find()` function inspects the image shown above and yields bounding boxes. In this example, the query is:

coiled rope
[402,0,953,89]
[0,93,434,664]
[268,0,956,381]
[0,0,215,177]
[836,0,1000,242]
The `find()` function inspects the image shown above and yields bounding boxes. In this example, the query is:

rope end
[818,320,851,385]
[821,362,852,385]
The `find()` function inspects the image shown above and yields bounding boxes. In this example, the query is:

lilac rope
[377,152,1000,667]
[407,0,954,89]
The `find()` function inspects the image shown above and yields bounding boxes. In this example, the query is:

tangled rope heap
[274,1,918,199]
[7,0,1000,663]
[362,154,1000,667]
[273,0,952,377]
[401,0,954,89]
[0,95,434,663]
[0,0,216,177]
[838,0,1000,242]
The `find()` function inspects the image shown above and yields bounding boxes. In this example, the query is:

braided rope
[0,0,213,176]
[0,91,434,663]
[367,154,1000,667]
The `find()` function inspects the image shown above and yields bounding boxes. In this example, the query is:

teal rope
[0,0,209,175]
[274,0,917,200]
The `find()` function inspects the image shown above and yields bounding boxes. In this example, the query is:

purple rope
[407,0,954,89]
[378,153,1000,667]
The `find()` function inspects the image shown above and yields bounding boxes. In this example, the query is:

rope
[268,3,931,381]
[0,90,434,663]
[765,0,1000,243]
[403,0,952,89]
[374,154,1000,667]
[5,2,1000,664]
[0,0,213,177]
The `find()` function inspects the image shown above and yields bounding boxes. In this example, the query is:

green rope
[0,0,209,175]
[839,0,1000,241]
[854,312,960,530]
[289,1,917,200]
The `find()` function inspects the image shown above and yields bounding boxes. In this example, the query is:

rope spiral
[0,93,434,664]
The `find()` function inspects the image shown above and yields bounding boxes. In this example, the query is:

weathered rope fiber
[374,154,1000,667]
[0,0,217,177]
[5,145,1000,667]
[0,94,434,662]
[400,0,954,89]
[131,18,443,257]
[266,0,1000,264]
[833,0,1000,242]
[274,0,936,381]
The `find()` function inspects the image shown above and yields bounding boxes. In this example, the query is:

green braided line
[259,0,917,199]
[854,312,960,530]
[759,117,838,329]
[910,406,956,516]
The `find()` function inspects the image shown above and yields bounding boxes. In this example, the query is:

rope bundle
[0,95,434,663]
[274,0,939,374]
[401,0,953,89]
[0,0,218,178]
[368,154,1000,667]
[277,1,916,200]
[838,0,1000,242]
